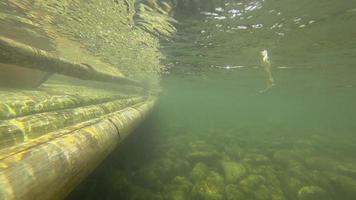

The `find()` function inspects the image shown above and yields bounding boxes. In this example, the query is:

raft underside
[0,0,172,198]
[0,83,156,199]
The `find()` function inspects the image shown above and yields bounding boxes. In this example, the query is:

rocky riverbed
[68,114,356,200]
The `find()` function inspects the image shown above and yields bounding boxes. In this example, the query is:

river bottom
[68,71,356,200]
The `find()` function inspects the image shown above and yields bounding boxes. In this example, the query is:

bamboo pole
[0,96,145,150]
[0,36,144,88]
[0,99,155,200]
[0,91,128,120]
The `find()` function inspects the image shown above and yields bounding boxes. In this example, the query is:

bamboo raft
[0,0,179,198]
[0,37,157,199]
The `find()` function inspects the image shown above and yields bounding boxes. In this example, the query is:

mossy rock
[130,187,163,200]
[297,185,330,200]
[329,174,356,199]
[139,157,175,184]
[254,185,273,200]
[110,170,131,192]
[305,156,339,171]
[110,170,159,199]
[242,153,270,164]
[187,151,221,165]
[165,190,187,200]
[223,145,244,160]
[225,184,245,200]
[273,150,300,166]
[284,177,303,198]
[221,161,247,183]
[191,162,209,182]
[171,176,193,192]
[172,158,191,176]
[239,174,266,188]
[164,176,192,200]
[191,171,224,200]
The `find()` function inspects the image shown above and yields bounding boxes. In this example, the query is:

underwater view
[1,0,356,200]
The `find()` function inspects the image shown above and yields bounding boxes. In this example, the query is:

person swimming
[259,49,275,93]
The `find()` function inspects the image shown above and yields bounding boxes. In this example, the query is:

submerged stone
[131,187,163,200]
[285,177,304,197]
[254,166,282,188]
[306,156,356,180]
[110,170,131,192]
[191,162,210,182]
[171,176,193,193]
[165,190,187,200]
[173,158,191,174]
[336,164,356,179]
[240,174,266,188]
[221,161,247,183]
[164,176,192,200]
[242,153,270,164]
[254,185,273,200]
[330,174,356,199]
[273,150,300,166]
[288,160,309,179]
[305,156,339,171]
[137,158,177,190]
[225,184,245,200]
[297,186,329,200]
[191,171,224,200]
[207,171,225,185]
[223,144,244,160]
[110,170,162,200]
[187,151,221,165]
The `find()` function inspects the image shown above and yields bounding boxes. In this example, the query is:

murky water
[66,0,356,200]
[4,0,350,198]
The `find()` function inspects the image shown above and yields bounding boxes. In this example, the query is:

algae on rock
[221,161,247,183]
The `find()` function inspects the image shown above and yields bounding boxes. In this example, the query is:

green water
[68,0,356,200]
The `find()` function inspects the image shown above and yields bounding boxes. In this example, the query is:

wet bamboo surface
[0,80,156,199]
[0,98,156,200]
